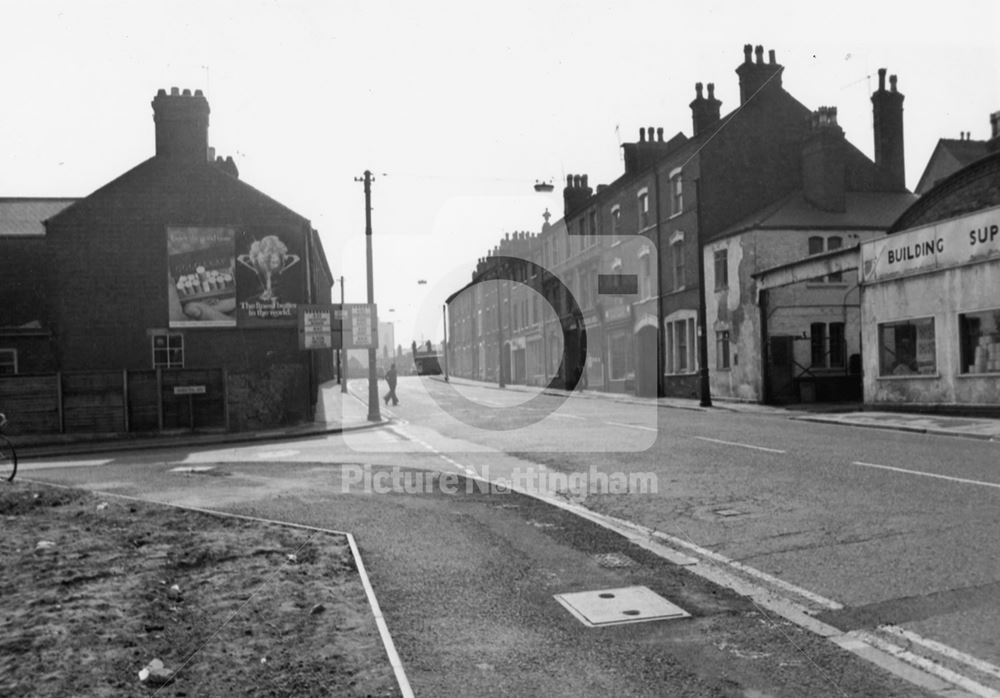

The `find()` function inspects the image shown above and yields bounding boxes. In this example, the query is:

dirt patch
[0,482,399,697]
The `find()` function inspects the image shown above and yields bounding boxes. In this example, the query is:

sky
[3,1,999,345]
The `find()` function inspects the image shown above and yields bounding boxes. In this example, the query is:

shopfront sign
[862,205,1000,283]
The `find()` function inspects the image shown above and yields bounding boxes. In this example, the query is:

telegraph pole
[339,275,347,394]
[356,170,381,421]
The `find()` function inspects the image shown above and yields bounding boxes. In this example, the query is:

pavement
[438,374,1000,442]
[9,379,388,458]
[9,375,1000,458]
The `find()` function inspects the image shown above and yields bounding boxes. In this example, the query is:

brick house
[5,87,333,433]
[561,45,909,399]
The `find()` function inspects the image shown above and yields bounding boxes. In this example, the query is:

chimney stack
[151,88,210,162]
[871,68,906,190]
[690,81,723,137]
[563,174,593,217]
[802,107,846,212]
[736,44,783,104]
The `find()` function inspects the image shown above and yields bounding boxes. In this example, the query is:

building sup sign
[862,204,1000,283]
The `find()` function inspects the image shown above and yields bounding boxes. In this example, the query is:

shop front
[860,204,1000,411]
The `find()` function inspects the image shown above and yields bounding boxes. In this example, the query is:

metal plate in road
[554,585,690,627]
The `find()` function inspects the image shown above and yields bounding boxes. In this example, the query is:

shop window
[960,309,1000,374]
[716,331,731,369]
[0,349,17,375]
[714,249,728,290]
[152,333,184,369]
[878,318,936,376]
[810,323,827,367]
[829,322,845,368]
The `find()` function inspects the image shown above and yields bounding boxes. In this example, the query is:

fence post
[122,369,130,433]
[222,367,230,432]
[56,371,65,434]
[156,367,163,431]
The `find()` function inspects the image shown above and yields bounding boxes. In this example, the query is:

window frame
[0,348,17,375]
[713,248,728,290]
[152,332,185,369]
[637,187,650,230]
[669,168,683,216]
[878,317,937,377]
[716,331,731,370]
[959,307,1000,375]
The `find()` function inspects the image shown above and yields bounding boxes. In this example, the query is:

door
[767,335,796,404]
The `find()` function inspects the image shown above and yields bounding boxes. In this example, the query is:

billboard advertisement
[167,226,306,328]
[167,227,237,328]
[235,229,304,327]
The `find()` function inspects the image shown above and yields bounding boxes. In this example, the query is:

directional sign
[298,303,376,350]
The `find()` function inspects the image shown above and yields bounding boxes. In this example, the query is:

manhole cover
[554,586,690,627]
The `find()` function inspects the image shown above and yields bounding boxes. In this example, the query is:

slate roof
[718,190,918,237]
[0,198,78,236]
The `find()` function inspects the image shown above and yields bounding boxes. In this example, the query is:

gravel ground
[0,482,399,697]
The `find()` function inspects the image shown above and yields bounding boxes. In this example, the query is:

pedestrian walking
[383,363,399,405]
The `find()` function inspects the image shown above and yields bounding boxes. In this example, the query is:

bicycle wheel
[0,435,16,482]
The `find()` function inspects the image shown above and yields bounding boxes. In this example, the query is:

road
[20,374,1000,696]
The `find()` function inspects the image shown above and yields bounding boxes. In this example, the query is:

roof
[718,190,918,237]
[0,198,78,236]
[915,138,989,195]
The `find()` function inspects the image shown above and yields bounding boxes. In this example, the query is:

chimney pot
[157,88,167,96]
[878,68,886,91]
[647,126,654,141]
[194,89,204,97]
[695,82,704,98]
[639,127,646,142]
[743,44,753,63]
[755,45,764,64]
[890,74,898,92]
[182,88,191,97]
[657,127,664,141]
[566,174,573,187]
[581,174,589,188]
[769,49,776,64]
[707,83,715,99]
[170,87,180,96]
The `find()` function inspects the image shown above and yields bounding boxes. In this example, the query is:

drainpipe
[695,179,712,407]
[653,166,665,397]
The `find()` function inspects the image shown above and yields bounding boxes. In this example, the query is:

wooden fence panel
[62,371,125,433]
[0,374,60,435]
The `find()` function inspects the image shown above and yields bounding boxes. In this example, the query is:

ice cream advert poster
[167,227,238,328]
[234,228,305,327]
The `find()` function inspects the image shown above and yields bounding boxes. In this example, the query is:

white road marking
[254,449,299,459]
[605,421,658,432]
[694,436,786,454]
[847,630,1000,698]
[852,461,1000,489]
[649,531,843,611]
[881,626,1000,681]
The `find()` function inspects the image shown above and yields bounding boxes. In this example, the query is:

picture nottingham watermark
[341,464,658,500]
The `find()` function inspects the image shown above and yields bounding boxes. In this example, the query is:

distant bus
[413,354,442,376]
